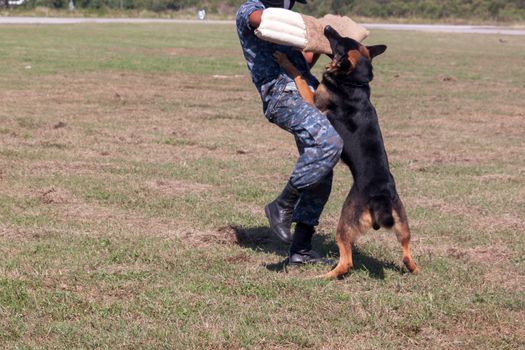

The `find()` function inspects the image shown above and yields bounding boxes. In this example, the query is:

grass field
[0,23,524,348]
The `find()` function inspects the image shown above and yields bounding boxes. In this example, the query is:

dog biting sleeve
[303,14,370,54]
[254,8,369,54]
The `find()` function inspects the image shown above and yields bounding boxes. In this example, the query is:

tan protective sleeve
[303,14,370,54]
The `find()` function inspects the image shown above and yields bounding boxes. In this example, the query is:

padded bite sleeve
[254,8,370,54]
[254,8,307,48]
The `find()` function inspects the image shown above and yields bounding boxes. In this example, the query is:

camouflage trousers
[265,89,343,226]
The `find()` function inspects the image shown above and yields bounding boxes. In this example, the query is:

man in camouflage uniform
[236,0,343,264]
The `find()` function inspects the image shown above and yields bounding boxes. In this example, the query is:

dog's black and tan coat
[275,26,419,279]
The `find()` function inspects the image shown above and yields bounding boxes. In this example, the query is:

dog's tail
[369,196,394,230]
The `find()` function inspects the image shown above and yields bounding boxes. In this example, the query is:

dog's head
[324,25,387,84]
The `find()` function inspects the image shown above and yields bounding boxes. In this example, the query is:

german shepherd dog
[275,26,419,279]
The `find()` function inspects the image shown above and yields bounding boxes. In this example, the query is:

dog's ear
[366,45,387,59]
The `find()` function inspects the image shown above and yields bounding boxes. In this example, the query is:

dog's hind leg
[392,198,420,274]
[321,190,371,279]
[321,219,355,279]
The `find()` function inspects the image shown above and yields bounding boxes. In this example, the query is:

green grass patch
[0,23,523,348]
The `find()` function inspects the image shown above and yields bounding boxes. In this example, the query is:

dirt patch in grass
[39,187,77,205]
[410,196,525,233]
[417,238,524,292]
[475,173,523,183]
[430,310,525,348]
[183,225,257,247]
[225,253,252,264]
[35,160,117,175]
[446,246,511,265]
[0,224,47,239]
[145,179,212,195]
[183,225,287,258]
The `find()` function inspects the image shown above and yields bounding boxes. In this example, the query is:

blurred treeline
[8,0,525,21]
[303,0,525,21]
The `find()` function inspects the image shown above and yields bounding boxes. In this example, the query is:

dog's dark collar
[323,74,369,90]
[344,81,370,88]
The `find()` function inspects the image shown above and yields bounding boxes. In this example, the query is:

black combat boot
[288,223,325,265]
[264,181,301,244]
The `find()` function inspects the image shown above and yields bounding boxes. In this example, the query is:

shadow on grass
[232,225,403,280]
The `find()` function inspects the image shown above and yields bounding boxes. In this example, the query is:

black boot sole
[287,257,335,266]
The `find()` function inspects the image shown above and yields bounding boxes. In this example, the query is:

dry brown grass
[0,24,523,349]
